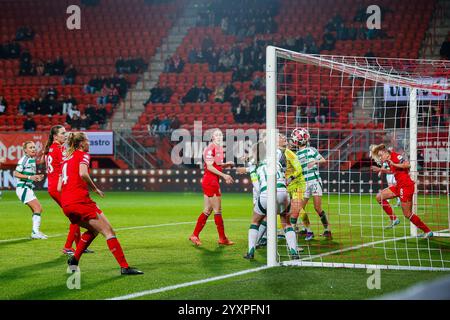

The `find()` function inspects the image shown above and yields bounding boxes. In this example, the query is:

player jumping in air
[14,141,46,239]
[370,144,433,238]
[244,142,300,260]
[189,128,235,246]
[62,132,143,275]
[290,128,332,240]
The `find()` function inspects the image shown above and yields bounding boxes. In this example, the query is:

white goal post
[265,45,450,270]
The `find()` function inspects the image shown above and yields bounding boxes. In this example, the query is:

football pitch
[0,191,449,300]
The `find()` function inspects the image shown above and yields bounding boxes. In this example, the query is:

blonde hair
[66,132,87,157]
[22,141,34,151]
[369,144,387,165]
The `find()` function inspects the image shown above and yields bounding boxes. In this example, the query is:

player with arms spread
[189,129,235,246]
[62,132,143,275]
[371,144,433,238]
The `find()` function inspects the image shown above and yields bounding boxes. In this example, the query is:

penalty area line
[0,219,248,243]
[106,265,273,300]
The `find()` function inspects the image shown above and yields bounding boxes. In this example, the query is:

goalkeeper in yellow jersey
[278,134,307,235]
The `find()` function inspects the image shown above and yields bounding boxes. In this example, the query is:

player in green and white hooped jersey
[14,141,46,239]
[243,142,300,260]
[291,128,332,240]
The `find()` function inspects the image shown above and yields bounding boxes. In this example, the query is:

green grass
[0,191,448,300]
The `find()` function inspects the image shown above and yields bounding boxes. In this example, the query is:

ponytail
[44,125,64,155]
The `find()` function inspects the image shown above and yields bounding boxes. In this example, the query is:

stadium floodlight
[266,46,450,271]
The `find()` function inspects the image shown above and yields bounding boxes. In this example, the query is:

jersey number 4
[62,163,69,185]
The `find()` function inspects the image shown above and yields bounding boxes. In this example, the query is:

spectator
[115,56,127,73]
[144,84,163,105]
[163,57,174,73]
[158,116,171,135]
[172,54,184,73]
[97,85,109,105]
[46,86,58,100]
[107,84,120,105]
[188,48,198,63]
[15,26,35,41]
[214,82,225,102]
[23,115,37,131]
[97,105,108,128]
[62,94,77,114]
[79,113,91,130]
[69,114,81,130]
[17,98,28,115]
[232,101,245,123]
[63,64,77,85]
[67,104,81,120]
[182,84,199,104]
[170,116,181,130]
[250,75,263,91]
[84,76,99,93]
[198,84,212,103]
[53,56,65,75]
[150,116,160,135]
[224,82,237,102]
[0,96,7,114]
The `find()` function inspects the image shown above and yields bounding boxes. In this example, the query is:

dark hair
[44,125,64,155]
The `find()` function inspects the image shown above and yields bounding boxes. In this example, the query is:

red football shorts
[389,184,414,203]
[202,177,221,197]
[48,189,62,207]
[62,200,103,225]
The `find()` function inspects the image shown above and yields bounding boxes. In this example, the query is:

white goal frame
[265,45,450,269]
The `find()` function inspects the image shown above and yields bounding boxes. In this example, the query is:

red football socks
[74,231,96,261]
[214,214,226,240]
[381,200,397,221]
[193,212,209,237]
[107,237,129,268]
[64,223,81,249]
[410,214,431,233]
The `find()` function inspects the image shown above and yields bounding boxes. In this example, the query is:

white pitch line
[107,266,273,300]
[0,219,248,244]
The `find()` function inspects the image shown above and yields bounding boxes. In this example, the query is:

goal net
[265,46,450,271]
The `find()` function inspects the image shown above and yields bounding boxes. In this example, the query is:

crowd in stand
[12,86,109,131]
[148,115,180,136]
[196,0,279,39]
[15,27,35,41]
[84,75,129,100]
[163,54,185,73]
[143,83,173,105]
[0,41,21,59]
[115,56,147,74]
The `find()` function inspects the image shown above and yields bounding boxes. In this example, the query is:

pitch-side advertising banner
[384,78,448,102]
[0,131,113,165]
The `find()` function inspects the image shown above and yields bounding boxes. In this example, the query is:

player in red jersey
[371,144,433,238]
[44,125,85,255]
[61,132,143,275]
[189,129,235,246]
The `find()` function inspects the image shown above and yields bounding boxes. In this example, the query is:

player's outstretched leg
[72,212,143,275]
